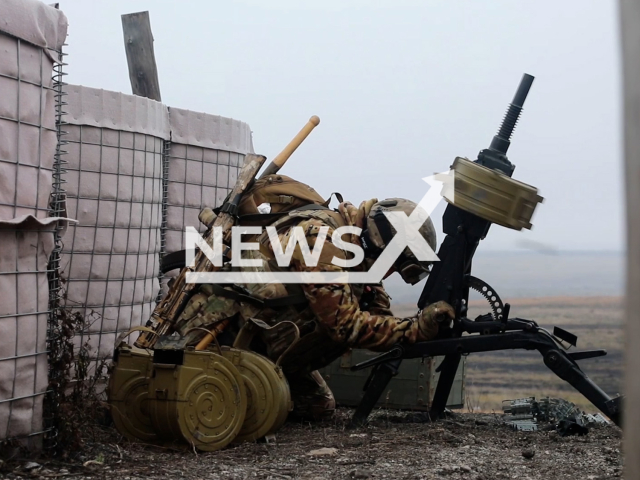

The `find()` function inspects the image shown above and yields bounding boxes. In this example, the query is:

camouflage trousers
[287,370,335,421]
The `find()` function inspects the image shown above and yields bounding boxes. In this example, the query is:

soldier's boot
[288,370,336,421]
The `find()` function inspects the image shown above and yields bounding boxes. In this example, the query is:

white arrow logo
[186,169,453,284]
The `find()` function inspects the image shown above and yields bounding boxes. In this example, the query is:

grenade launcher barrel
[488,73,535,155]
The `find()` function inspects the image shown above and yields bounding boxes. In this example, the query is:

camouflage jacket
[174,205,433,374]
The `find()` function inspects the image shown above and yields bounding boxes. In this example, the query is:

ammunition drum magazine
[445,157,543,231]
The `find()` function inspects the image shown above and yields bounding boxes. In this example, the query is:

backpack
[237,174,342,226]
[160,174,376,314]
[160,174,342,272]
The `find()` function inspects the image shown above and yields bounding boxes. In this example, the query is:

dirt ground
[1,297,623,479]
[0,409,623,480]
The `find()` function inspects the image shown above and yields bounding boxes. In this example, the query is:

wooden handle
[134,154,267,349]
[259,115,320,179]
[194,320,229,351]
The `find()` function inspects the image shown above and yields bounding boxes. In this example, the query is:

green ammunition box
[319,350,465,410]
[147,348,247,451]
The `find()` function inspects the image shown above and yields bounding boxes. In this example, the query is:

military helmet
[361,198,437,285]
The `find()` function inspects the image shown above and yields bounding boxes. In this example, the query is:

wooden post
[620,1,640,478]
[121,11,162,101]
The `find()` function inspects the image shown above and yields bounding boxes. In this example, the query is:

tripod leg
[542,349,621,426]
[350,359,402,426]
[429,353,461,419]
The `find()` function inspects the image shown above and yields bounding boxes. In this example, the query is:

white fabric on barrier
[61,86,167,360]
[164,142,243,255]
[164,107,252,254]
[160,108,252,291]
[168,107,253,155]
[0,5,67,219]
[164,106,252,253]
[0,0,67,61]
[60,87,257,352]
[64,85,169,139]
[0,215,68,441]
[0,0,67,443]
[61,129,163,358]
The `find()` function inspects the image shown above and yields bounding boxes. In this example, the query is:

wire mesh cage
[58,90,255,363]
[0,1,257,446]
[164,140,242,254]
[0,218,59,444]
[0,23,58,219]
[60,85,168,363]
[0,0,68,445]
[161,107,252,292]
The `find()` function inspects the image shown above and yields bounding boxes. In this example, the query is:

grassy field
[395,296,624,412]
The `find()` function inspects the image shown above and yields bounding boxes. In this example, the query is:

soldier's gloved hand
[417,301,456,340]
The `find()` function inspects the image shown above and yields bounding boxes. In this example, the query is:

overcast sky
[59,0,623,251]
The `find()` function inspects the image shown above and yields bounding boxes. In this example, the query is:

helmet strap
[371,208,428,283]
[361,208,394,258]
[360,227,382,257]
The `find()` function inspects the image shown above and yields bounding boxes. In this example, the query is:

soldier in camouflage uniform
[174,197,455,420]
